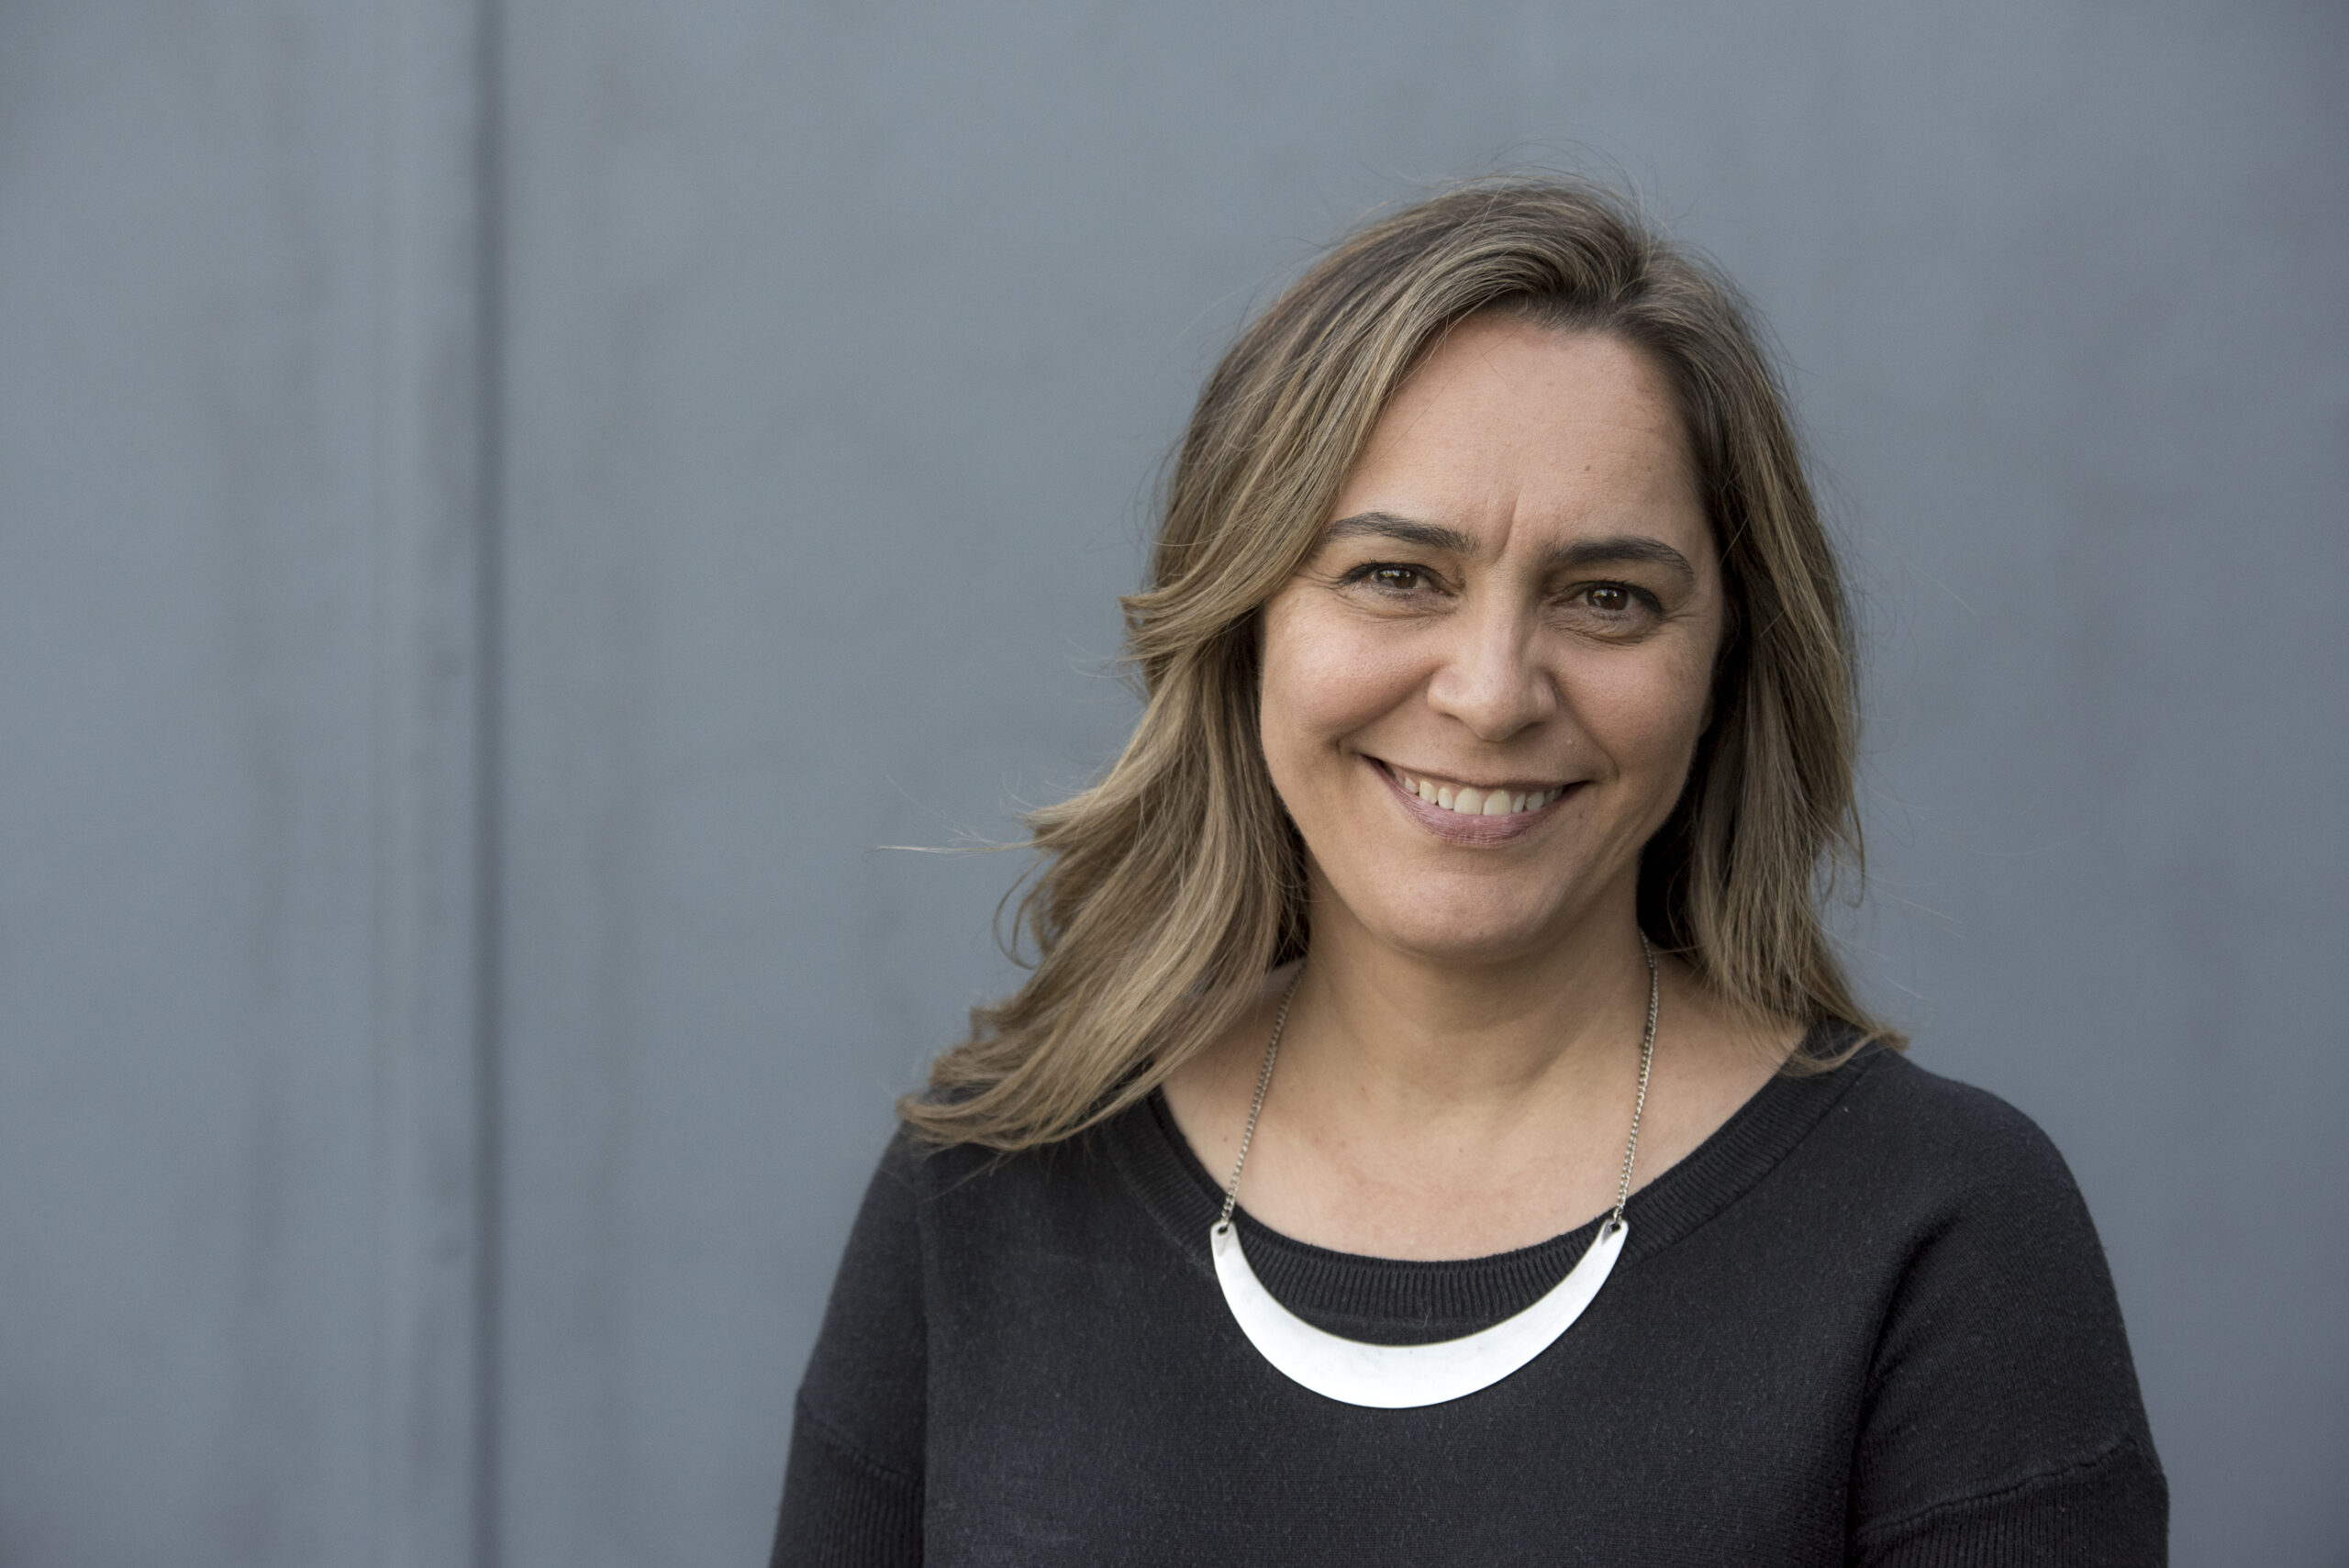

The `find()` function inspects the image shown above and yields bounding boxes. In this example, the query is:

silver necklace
[1208,935,1658,1408]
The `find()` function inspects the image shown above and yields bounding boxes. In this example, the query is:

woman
[773,180,2164,1565]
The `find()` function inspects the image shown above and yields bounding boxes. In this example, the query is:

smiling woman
[772,180,2165,1566]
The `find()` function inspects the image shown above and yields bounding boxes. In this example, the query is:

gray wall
[1,2,2342,1564]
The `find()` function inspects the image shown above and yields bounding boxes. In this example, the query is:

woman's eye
[1564,582,1658,630]
[1343,563,1433,595]
[1576,583,1654,616]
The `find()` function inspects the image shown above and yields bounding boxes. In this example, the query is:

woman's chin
[1349,903,1581,969]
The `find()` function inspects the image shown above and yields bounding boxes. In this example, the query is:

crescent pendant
[1209,1215,1627,1407]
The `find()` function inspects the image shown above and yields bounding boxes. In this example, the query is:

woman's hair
[904,175,1898,1151]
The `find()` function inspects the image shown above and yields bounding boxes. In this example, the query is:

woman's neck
[1160,873,1793,1260]
[1279,882,1653,1122]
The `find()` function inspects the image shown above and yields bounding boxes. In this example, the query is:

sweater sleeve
[772,1132,929,1568]
[1846,1078,2167,1565]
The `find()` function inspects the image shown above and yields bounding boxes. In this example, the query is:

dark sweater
[774,1042,2165,1565]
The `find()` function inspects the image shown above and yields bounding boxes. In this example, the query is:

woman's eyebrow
[1541,535,1698,584]
[1321,511,1478,554]
[1326,514,1698,586]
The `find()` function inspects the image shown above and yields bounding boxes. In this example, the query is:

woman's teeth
[1392,769,1561,817]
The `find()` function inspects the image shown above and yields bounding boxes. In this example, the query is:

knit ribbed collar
[1101,1027,1886,1341]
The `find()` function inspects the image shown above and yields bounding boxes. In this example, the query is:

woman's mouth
[1371,759,1576,841]
[1383,762,1564,817]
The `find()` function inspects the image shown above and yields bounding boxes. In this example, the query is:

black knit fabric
[774,1041,2165,1566]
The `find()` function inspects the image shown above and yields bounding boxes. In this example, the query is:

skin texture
[1163,315,1798,1260]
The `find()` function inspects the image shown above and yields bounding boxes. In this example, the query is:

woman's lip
[1369,758,1576,844]
[1372,758,1567,798]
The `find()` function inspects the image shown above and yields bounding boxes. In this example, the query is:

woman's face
[1259,315,1727,966]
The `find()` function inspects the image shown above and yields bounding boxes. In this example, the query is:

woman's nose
[1423,605,1554,741]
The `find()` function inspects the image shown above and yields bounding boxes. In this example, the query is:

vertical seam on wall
[371,0,505,1558]
[471,0,507,1561]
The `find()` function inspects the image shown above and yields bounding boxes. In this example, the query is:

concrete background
[0,2,2342,1564]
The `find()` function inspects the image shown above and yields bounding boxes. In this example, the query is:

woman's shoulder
[1789,1036,2136,1274]
[1637,1029,2104,1268]
[866,1099,1156,1234]
[1798,1042,2162,1546]
[1817,1040,2083,1198]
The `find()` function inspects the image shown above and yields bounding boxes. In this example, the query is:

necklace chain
[1215,934,1661,1238]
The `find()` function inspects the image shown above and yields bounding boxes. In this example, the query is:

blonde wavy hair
[904,176,1896,1151]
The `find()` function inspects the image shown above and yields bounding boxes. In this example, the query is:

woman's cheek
[1574,653,1710,777]
[1275,616,1423,738]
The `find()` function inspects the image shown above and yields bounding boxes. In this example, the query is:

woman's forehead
[1332,320,1707,561]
